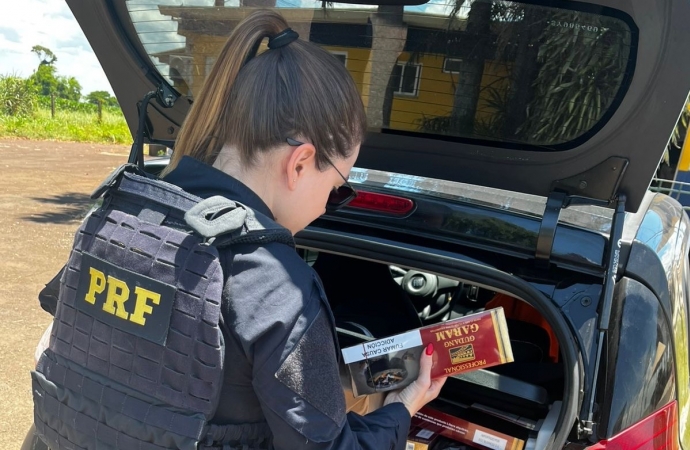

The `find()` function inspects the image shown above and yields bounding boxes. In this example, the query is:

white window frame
[329,51,348,67]
[393,62,422,97]
[442,57,463,74]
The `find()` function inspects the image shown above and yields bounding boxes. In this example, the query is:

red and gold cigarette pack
[341,308,513,396]
[412,406,525,450]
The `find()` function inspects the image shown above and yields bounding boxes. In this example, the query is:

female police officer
[159,8,447,450]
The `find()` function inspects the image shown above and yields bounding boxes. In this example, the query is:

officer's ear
[286,142,317,191]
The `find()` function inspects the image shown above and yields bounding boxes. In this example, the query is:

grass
[0,107,131,144]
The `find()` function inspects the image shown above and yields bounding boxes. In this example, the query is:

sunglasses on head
[286,138,357,212]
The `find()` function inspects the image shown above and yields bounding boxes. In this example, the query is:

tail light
[586,401,679,450]
[346,191,415,215]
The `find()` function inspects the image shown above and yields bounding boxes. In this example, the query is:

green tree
[86,90,118,108]
[31,63,58,96]
[30,45,58,96]
[56,76,82,102]
[31,45,57,66]
[519,13,631,144]
[29,45,83,101]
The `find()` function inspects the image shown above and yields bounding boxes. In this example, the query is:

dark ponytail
[163,9,366,175]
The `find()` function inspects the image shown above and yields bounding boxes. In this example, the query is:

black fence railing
[649,177,690,211]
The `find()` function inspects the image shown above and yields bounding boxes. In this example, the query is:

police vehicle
[22,0,690,448]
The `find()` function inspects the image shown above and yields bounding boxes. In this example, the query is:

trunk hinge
[580,194,626,439]
[535,191,568,264]
[535,192,618,264]
[128,83,179,170]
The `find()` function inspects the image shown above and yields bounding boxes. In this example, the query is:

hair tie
[268,28,299,49]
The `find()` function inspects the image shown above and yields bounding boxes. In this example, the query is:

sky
[0,0,114,95]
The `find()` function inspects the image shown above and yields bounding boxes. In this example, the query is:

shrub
[37,95,122,114]
[0,107,131,144]
[0,74,38,117]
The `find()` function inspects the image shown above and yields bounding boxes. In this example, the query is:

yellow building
[152,6,512,135]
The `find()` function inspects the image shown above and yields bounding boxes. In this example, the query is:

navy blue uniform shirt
[164,156,411,450]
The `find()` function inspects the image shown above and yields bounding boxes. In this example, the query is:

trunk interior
[302,249,575,450]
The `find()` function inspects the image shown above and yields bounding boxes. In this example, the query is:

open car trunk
[59,0,690,447]
[301,245,581,450]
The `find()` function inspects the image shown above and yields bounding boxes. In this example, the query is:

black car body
[23,0,690,448]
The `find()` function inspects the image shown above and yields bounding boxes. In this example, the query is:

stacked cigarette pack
[407,406,525,450]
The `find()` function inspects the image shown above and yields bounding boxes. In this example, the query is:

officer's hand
[383,343,447,417]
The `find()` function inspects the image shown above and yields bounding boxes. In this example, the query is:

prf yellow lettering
[130,287,161,326]
[84,269,162,325]
[102,276,130,320]
[85,268,106,304]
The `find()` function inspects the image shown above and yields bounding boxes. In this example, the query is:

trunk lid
[68,0,690,212]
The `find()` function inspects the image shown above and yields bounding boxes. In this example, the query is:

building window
[392,63,421,96]
[205,56,216,76]
[329,51,348,66]
[443,58,463,74]
[168,55,194,94]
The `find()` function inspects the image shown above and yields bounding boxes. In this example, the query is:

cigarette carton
[341,308,513,396]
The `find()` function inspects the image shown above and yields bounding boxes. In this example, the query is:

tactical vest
[31,165,294,450]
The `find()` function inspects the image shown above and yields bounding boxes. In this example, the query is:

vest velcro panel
[50,206,224,416]
[33,179,226,449]
[32,351,204,450]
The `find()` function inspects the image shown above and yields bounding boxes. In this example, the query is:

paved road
[0,139,130,449]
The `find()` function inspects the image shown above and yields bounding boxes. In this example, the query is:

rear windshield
[127,0,635,149]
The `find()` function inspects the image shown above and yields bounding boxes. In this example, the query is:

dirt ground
[0,139,132,449]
